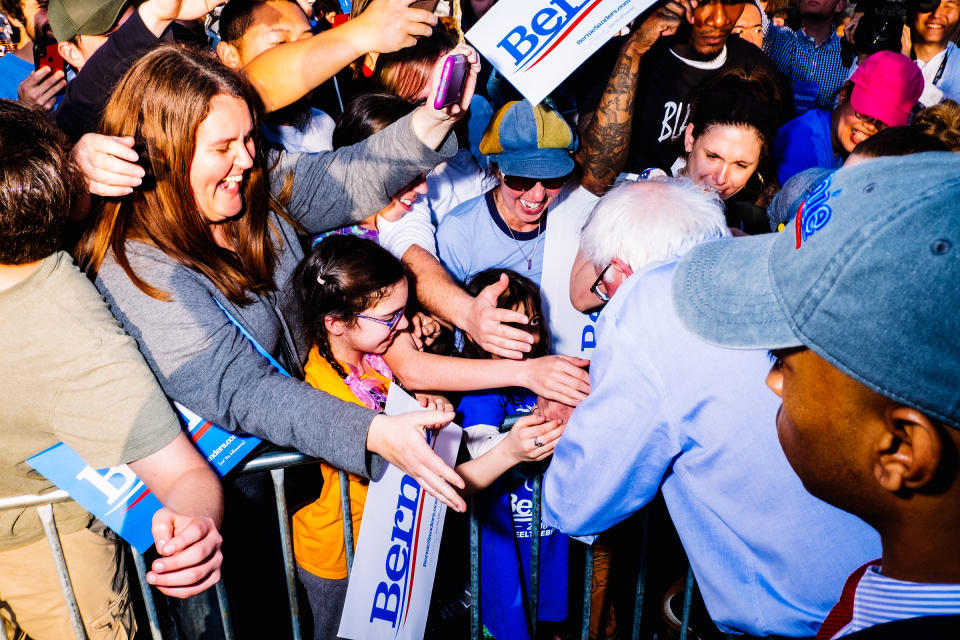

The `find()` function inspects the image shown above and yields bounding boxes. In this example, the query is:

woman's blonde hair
[77,44,284,305]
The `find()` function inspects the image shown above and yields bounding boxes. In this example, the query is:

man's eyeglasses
[357,308,405,332]
[590,265,611,303]
[502,174,571,192]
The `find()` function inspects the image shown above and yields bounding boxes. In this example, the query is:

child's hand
[504,415,565,463]
[416,392,454,414]
[411,312,444,351]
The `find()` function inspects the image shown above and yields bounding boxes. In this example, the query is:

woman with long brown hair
[76,43,479,508]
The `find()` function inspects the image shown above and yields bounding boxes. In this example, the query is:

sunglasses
[502,174,570,192]
[590,265,611,303]
[356,308,405,333]
[852,110,886,130]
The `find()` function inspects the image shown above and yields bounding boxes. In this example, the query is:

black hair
[293,234,408,379]
[851,125,949,158]
[332,92,417,149]
[219,0,298,44]
[460,269,549,360]
[690,68,783,155]
[0,99,81,264]
[0,0,24,34]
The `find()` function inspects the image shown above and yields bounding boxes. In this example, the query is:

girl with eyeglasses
[290,240,562,638]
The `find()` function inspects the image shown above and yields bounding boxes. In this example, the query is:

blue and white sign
[338,386,462,640]
[27,444,163,553]
[466,0,654,105]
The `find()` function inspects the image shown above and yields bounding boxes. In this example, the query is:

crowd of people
[1,0,959,639]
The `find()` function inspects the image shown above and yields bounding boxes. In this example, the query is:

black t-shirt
[626,36,788,173]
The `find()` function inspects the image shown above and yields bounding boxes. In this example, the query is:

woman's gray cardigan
[94,113,456,480]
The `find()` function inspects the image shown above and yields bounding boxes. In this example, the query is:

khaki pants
[0,524,135,640]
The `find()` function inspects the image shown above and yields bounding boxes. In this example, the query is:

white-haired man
[541,179,881,637]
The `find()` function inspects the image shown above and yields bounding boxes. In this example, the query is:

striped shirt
[835,565,960,637]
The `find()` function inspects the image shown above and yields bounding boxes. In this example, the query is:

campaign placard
[27,443,162,553]
[338,386,463,640]
[466,0,655,105]
[27,407,261,553]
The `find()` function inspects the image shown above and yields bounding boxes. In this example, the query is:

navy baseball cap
[673,152,960,428]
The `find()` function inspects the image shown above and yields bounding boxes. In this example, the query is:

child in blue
[457,269,570,640]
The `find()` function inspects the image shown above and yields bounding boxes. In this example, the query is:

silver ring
[534,437,544,447]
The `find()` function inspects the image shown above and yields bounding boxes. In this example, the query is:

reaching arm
[578,0,695,195]
[404,246,539,359]
[128,433,223,598]
[243,0,437,113]
[456,415,564,495]
[383,332,590,405]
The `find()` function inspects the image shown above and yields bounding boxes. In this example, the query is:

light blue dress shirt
[543,260,881,637]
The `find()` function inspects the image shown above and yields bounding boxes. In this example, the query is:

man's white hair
[580,178,729,277]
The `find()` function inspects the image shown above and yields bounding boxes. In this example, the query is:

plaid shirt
[765,24,850,112]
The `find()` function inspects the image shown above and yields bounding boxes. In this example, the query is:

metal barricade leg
[215,580,235,640]
[528,474,542,639]
[631,508,651,640]
[131,550,163,640]
[580,543,594,640]
[270,468,302,640]
[678,564,694,640]
[36,504,87,640]
[470,499,481,640]
[338,470,355,575]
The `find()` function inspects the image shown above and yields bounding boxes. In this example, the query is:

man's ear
[324,315,347,337]
[874,406,942,492]
[58,40,86,71]
[684,123,695,154]
[216,40,243,69]
[610,257,634,279]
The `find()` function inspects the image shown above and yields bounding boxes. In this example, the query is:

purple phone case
[433,55,468,110]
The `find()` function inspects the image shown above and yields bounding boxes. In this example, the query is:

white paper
[466,0,656,105]
[337,386,463,640]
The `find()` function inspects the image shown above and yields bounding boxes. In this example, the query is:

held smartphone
[433,54,468,110]
[33,34,65,75]
[410,0,440,11]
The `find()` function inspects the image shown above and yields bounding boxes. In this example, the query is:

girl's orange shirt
[291,346,391,579]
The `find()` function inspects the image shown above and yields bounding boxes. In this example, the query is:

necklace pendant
[527,258,532,270]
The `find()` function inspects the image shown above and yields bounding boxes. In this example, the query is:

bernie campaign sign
[466,0,655,105]
[27,408,261,553]
[338,385,462,640]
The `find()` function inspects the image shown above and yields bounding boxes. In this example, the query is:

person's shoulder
[606,260,679,323]
[726,36,779,71]
[437,192,490,234]
[779,108,830,136]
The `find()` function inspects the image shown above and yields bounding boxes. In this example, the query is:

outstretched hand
[139,0,226,36]
[411,42,481,148]
[462,273,535,359]
[148,508,223,598]
[504,414,565,462]
[367,410,467,512]
[351,0,438,54]
[522,355,591,406]
[71,133,144,197]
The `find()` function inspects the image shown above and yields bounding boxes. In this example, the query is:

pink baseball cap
[849,51,924,127]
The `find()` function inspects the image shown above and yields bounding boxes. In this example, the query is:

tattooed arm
[578,0,697,196]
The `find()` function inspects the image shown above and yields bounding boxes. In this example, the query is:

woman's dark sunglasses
[502,174,570,192]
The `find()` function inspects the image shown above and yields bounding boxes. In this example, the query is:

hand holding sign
[366,410,467,513]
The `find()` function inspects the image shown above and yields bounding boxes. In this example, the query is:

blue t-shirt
[437,190,548,286]
[458,389,569,640]
[773,108,841,186]
[0,53,33,101]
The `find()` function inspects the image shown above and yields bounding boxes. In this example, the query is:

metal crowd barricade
[1,448,700,640]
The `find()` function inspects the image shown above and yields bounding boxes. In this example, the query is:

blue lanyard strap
[214,298,291,378]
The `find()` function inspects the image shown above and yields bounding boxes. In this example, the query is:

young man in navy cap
[673,152,960,638]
